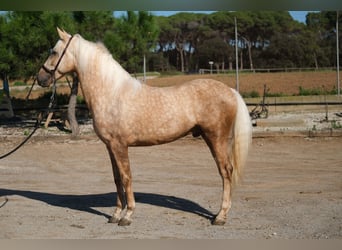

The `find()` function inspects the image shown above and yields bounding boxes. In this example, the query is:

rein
[0,36,73,160]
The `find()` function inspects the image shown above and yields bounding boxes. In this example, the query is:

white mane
[75,35,142,94]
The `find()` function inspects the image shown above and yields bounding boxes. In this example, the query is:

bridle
[41,35,74,110]
[41,35,74,81]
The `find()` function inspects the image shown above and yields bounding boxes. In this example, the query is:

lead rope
[0,80,57,160]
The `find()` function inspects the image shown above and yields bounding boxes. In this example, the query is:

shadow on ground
[0,188,214,221]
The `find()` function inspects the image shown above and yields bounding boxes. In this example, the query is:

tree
[167,14,187,72]
[306,11,342,67]
[0,10,341,80]
[0,14,14,81]
[1,11,74,81]
[107,11,159,73]
[72,11,115,41]
[157,12,209,72]
[196,35,233,71]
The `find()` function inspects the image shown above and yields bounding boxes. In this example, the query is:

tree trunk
[176,42,185,72]
[314,52,318,69]
[229,56,233,70]
[241,36,254,71]
[68,74,80,137]
[247,41,254,71]
[240,50,243,70]
[179,48,185,72]
[215,63,220,73]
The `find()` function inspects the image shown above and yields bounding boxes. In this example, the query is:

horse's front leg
[107,144,135,226]
[107,146,126,224]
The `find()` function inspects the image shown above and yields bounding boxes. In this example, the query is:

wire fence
[198,67,336,74]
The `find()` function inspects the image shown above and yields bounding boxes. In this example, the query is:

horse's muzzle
[37,69,53,87]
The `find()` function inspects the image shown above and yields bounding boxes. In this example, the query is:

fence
[198,67,336,74]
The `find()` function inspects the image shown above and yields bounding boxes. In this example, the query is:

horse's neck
[74,40,141,109]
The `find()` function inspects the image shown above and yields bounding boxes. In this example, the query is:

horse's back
[151,78,237,122]
[181,79,237,123]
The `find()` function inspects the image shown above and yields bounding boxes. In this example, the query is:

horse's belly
[128,119,194,146]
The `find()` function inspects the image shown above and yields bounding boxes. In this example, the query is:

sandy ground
[0,119,341,238]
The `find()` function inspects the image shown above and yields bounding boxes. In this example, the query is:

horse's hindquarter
[123,79,236,146]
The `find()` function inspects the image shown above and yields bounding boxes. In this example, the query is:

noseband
[41,35,74,79]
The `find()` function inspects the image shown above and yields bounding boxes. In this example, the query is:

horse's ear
[56,27,71,41]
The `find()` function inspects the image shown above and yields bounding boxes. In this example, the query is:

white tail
[230,89,252,185]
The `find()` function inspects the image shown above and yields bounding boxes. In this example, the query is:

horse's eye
[49,49,57,55]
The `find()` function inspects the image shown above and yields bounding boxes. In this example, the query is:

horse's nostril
[37,73,52,87]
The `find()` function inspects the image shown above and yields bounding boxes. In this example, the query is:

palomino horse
[37,28,252,226]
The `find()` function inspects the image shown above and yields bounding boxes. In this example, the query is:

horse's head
[37,27,75,87]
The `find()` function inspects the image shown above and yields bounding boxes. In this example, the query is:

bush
[159,71,184,77]
[13,81,26,86]
[298,86,337,96]
[38,92,70,105]
[76,95,85,104]
[242,90,260,98]
[298,86,322,96]
[266,92,285,97]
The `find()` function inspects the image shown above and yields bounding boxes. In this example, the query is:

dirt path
[0,134,341,239]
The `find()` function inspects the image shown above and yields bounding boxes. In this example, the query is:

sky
[289,11,310,23]
[114,11,310,23]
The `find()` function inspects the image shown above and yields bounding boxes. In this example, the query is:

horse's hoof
[118,217,132,226]
[108,216,120,224]
[212,218,226,226]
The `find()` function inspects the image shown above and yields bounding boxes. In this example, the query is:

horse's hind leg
[203,134,233,225]
[107,144,135,226]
